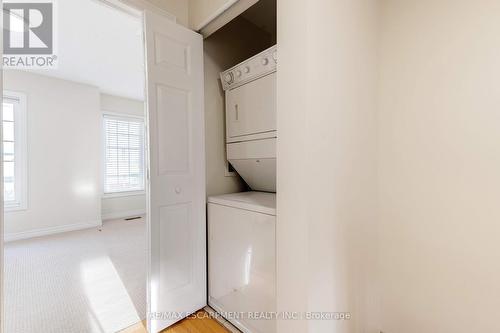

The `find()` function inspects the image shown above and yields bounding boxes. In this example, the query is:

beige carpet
[5,218,147,333]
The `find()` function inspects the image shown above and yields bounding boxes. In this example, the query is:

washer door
[208,203,276,333]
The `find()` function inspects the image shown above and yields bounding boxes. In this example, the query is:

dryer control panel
[220,45,277,91]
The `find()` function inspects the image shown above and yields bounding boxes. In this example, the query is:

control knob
[261,57,269,65]
[224,72,234,84]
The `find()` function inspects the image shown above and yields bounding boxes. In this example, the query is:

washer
[208,191,276,333]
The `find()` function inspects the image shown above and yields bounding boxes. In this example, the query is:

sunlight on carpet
[4,218,147,333]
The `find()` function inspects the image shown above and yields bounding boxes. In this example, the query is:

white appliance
[220,45,277,192]
[208,192,276,333]
[208,45,277,333]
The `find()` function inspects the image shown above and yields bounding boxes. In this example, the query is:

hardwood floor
[119,320,147,333]
[119,310,229,333]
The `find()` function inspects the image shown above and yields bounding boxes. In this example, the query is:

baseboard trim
[102,209,146,221]
[5,220,103,243]
[203,306,241,333]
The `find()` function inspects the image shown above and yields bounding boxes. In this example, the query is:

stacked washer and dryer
[208,45,277,333]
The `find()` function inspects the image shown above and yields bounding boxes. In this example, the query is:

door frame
[1,0,4,331]
[0,1,180,333]
[99,0,176,22]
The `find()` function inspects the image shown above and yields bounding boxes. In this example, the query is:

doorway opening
[2,0,275,332]
[3,0,148,332]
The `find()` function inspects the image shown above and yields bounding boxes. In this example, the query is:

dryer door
[226,72,276,140]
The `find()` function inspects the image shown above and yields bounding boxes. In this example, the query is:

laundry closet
[202,1,277,332]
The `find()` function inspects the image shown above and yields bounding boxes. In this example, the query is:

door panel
[144,10,206,333]
[156,84,190,174]
[159,203,192,293]
[226,72,276,139]
[154,34,189,71]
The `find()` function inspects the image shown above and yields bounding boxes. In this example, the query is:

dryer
[220,45,277,192]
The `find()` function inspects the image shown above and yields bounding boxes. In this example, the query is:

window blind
[104,115,144,194]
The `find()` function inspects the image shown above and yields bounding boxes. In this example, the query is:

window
[103,114,145,195]
[3,92,27,211]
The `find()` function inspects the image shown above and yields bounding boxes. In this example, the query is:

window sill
[102,191,145,199]
[4,203,27,213]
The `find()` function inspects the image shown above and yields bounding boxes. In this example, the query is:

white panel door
[144,10,206,333]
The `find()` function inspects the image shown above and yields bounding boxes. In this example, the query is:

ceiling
[28,0,145,101]
[21,0,277,101]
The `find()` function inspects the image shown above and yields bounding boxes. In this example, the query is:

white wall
[204,17,272,196]
[100,94,146,220]
[4,70,102,238]
[188,0,234,30]
[276,1,379,332]
[378,1,500,332]
[146,0,189,27]
[101,93,144,117]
